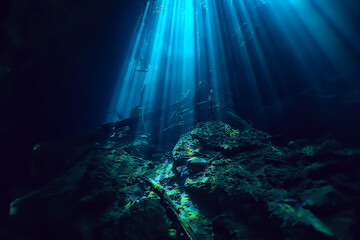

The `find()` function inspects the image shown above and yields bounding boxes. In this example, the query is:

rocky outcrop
[7,120,360,240]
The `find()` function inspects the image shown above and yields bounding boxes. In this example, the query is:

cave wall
[0,0,147,218]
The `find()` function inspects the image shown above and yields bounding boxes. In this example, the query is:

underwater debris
[268,202,334,238]
[108,111,124,121]
[153,5,165,15]
[109,125,130,139]
[140,177,196,240]
[130,105,144,118]
[201,1,208,10]
[230,21,258,47]
[135,56,149,72]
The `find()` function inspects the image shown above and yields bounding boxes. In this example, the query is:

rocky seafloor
[5,117,360,240]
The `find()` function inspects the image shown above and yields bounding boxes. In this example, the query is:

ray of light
[106,0,359,137]
[106,0,232,130]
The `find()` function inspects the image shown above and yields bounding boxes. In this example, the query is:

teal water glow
[108,0,234,122]
[107,0,359,134]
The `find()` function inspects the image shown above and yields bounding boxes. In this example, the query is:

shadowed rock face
[0,0,147,220]
[7,120,360,240]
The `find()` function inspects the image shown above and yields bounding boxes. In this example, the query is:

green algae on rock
[8,121,360,240]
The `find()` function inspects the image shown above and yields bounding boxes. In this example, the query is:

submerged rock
[172,121,269,161]
[187,157,208,173]
[7,121,360,240]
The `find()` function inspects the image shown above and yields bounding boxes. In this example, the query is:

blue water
[107,0,360,143]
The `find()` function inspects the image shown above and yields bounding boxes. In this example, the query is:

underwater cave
[1,0,360,239]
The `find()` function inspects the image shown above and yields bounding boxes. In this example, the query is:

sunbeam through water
[107,0,360,142]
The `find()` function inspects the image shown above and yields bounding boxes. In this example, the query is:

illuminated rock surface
[7,120,360,240]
